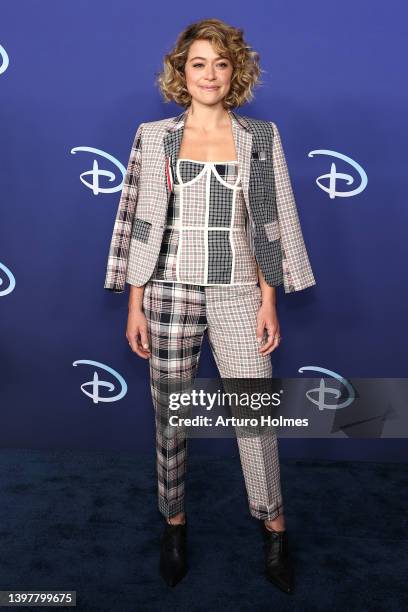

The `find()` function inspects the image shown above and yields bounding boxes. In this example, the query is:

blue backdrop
[1,1,406,461]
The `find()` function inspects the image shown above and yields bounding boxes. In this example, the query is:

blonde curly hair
[156,18,263,109]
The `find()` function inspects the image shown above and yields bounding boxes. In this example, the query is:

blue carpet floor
[0,449,406,611]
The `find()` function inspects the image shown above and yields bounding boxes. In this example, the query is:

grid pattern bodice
[150,158,258,286]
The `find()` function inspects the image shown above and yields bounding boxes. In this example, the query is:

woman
[104,18,316,592]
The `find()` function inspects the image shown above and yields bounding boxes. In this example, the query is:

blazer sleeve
[104,122,144,293]
[270,121,316,293]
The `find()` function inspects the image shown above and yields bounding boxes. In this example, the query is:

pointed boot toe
[263,524,294,594]
[159,519,188,587]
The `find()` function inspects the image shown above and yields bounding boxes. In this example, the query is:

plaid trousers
[142,280,284,521]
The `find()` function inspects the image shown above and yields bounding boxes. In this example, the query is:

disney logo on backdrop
[299,366,355,410]
[71,147,126,195]
[308,149,368,199]
[73,359,127,403]
[0,44,9,75]
[0,262,16,296]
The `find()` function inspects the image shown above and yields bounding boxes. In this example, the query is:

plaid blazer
[104,108,316,293]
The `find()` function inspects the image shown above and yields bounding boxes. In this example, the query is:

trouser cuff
[158,496,185,519]
[249,500,284,521]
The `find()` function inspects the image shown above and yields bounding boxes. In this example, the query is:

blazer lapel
[229,109,252,216]
[163,110,185,199]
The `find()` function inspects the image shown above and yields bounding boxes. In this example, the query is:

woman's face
[183,39,233,107]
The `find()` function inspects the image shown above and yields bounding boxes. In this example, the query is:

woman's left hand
[256,303,281,356]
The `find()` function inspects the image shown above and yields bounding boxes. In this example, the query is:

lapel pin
[252,150,267,160]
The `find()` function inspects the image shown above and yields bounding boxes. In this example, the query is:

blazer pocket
[264,220,280,242]
[132,217,152,243]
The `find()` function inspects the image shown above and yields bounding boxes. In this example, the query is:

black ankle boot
[263,524,294,593]
[159,517,188,587]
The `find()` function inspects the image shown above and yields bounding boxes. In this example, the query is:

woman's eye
[192,62,229,68]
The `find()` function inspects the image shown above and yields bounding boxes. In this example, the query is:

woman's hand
[256,302,281,356]
[126,307,151,359]
[255,266,281,356]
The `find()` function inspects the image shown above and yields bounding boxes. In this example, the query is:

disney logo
[299,366,355,411]
[308,149,368,199]
[0,262,16,296]
[0,44,9,75]
[70,147,126,195]
[73,359,127,403]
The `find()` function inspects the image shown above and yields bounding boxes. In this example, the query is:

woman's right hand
[126,308,151,359]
